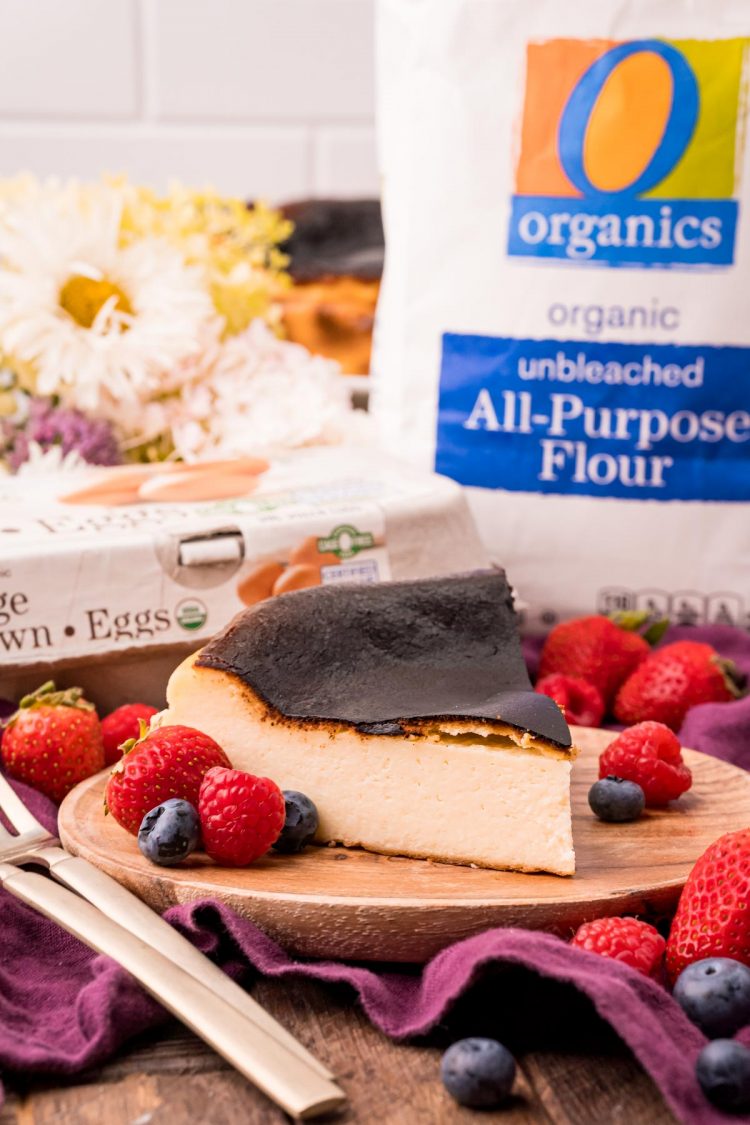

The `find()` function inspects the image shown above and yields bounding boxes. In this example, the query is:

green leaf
[609,610,652,632]
[609,610,669,646]
[642,618,670,646]
[714,656,747,700]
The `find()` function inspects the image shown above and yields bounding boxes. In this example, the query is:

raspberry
[599,721,692,806]
[199,766,285,866]
[535,674,604,727]
[101,703,158,766]
[571,917,666,978]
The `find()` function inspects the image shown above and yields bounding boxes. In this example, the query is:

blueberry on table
[674,959,750,1039]
[138,798,200,866]
[272,790,319,854]
[696,1039,750,1113]
[588,776,645,822]
[441,1037,516,1108]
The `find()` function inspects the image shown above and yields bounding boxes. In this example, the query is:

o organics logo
[508,37,748,267]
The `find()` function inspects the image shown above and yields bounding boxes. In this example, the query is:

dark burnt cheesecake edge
[196,572,573,750]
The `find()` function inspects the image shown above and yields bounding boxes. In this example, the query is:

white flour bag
[373,0,750,631]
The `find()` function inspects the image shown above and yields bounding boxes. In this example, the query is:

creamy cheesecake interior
[163,654,576,875]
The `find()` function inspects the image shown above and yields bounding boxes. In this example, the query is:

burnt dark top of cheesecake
[196,571,572,748]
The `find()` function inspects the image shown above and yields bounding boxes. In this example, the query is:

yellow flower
[0,390,17,416]
[1,355,37,394]
[120,183,292,335]
[0,174,295,437]
[59,274,133,329]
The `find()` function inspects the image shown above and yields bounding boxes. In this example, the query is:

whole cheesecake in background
[277,199,383,376]
[161,572,577,875]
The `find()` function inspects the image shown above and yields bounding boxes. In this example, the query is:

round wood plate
[59,728,750,963]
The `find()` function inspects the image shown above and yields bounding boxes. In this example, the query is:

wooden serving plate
[59,728,750,963]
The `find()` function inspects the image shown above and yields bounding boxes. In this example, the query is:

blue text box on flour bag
[435,333,750,502]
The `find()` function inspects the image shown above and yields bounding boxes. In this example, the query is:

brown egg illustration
[59,466,171,506]
[61,458,269,506]
[138,469,260,503]
[288,534,340,569]
[237,560,285,606]
[169,456,269,477]
[272,564,322,596]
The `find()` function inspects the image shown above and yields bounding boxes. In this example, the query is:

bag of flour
[372,0,750,631]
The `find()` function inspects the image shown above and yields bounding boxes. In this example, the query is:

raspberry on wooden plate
[199,767,285,866]
[598,722,692,807]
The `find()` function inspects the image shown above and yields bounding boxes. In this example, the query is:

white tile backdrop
[0,0,378,202]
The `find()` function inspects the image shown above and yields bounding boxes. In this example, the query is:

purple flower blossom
[3,397,121,471]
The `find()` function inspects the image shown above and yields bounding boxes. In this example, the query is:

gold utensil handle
[0,865,345,1120]
[38,847,333,1081]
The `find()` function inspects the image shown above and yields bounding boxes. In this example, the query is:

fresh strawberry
[614,640,743,730]
[571,916,665,978]
[538,615,651,705]
[535,674,604,727]
[101,703,158,766]
[199,767,285,866]
[666,829,750,984]
[1,681,104,802]
[598,721,692,806]
[105,724,230,835]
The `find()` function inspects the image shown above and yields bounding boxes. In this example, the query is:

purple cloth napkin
[2,624,750,1125]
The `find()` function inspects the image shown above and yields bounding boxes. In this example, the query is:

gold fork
[0,770,345,1120]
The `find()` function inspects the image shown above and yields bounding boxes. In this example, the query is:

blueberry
[272,790,319,854]
[138,798,200,866]
[588,776,645,822]
[440,1038,516,1108]
[674,959,750,1039]
[696,1039,750,1112]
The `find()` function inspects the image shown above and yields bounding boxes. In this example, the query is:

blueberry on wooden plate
[138,798,200,866]
[588,776,645,822]
[272,791,319,854]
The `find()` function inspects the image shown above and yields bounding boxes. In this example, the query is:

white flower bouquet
[0,176,355,473]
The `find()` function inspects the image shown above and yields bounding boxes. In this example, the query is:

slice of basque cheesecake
[161,572,578,875]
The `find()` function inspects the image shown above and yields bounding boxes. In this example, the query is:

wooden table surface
[0,973,676,1124]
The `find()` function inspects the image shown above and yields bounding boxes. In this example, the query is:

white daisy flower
[0,182,213,413]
